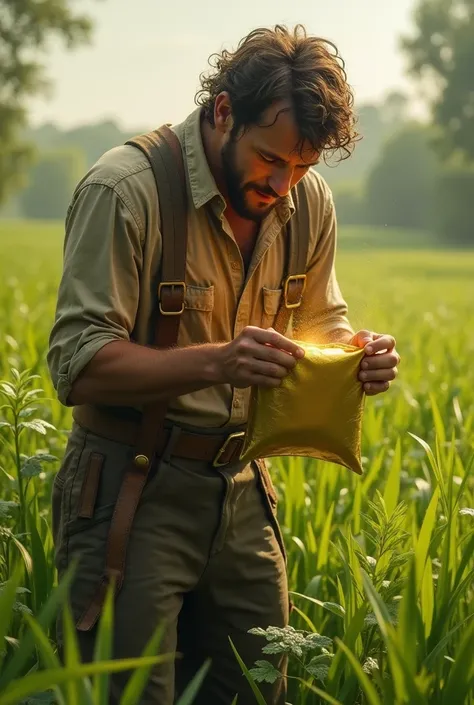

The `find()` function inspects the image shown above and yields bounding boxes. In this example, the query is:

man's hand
[350,330,400,396]
[216,326,305,389]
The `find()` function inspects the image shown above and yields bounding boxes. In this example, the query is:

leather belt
[72,404,247,468]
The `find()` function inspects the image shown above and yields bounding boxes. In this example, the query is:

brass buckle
[213,431,246,468]
[284,274,307,309]
[158,281,186,316]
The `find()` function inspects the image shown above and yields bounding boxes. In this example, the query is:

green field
[0,220,473,704]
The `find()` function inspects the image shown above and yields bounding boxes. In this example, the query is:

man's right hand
[215,326,305,389]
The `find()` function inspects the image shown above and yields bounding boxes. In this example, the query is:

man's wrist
[202,344,226,386]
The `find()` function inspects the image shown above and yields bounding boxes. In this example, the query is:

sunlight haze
[28,0,420,130]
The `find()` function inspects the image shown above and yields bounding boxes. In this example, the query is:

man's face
[219,101,320,222]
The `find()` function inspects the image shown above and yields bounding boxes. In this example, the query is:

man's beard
[221,138,279,222]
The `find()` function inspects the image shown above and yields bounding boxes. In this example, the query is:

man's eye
[260,154,276,164]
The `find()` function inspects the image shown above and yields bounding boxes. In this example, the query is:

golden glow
[240,343,366,475]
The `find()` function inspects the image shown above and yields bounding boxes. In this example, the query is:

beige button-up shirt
[47,107,354,428]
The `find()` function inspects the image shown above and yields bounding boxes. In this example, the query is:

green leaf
[21,458,43,477]
[249,660,282,684]
[18,419,55,435]
[174,659,211,705]
[334,639,382,705]
[421,556,434,639]
[326,604,368,696]
[0,562,76,689]
[415,486,440,594]
[316,501,334,571]
[119,620,168,705]
[306,662,329,682]
[424,613,474,670]
[229,637,268,705]
[22,612,60,670]
[441,617,474,705]
[0,501,19,519]
[397,559,421,675]
[0,383,16,398]
[93,580,115,704]
[0,565,22,669]
[383,436,401,517]
[0,657,170,705]
[290,591,346,619]
[303,681,343,704]
[27,505,49,614]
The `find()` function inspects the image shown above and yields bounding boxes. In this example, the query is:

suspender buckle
[158,281,186,315]
[283,274,306,309]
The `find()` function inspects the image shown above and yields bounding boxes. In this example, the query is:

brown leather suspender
[273,179,311,335]
[76,125,188,631]
[75,129,311,631]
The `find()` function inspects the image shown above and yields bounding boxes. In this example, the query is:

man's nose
[268,167,293,197]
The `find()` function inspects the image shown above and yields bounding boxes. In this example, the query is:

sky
[28,0,421,131]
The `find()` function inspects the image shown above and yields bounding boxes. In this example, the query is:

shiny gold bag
[240,343,366,475]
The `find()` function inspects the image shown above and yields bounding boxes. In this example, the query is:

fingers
[254,342,300,371]
[364,381,391,395]
[247,326,305,359]
[249,358,289,380]
[361,351,400,370]
[359,367,398,383]
[364,334,396,355]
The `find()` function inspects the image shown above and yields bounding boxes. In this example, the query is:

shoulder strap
[273,179,311,335]
[76,125,188,632]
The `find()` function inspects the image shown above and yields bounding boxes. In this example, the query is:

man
[48,24,399,705]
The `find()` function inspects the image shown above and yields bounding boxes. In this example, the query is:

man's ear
[214,91,234,135]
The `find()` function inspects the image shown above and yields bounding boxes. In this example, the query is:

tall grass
[0,222,473,703]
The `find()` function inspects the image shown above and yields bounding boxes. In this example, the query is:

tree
[19,148,86,220]
[401,0,474,162]
[0,0,93,204]
[365,123,440,229]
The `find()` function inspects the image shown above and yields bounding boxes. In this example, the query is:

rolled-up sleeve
[47,182,143,406]
[292,198,354,343]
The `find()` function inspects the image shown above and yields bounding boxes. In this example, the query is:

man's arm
[48,181,304,408]
[292,196,354,344]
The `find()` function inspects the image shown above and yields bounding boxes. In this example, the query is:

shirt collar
[173,106,295,225]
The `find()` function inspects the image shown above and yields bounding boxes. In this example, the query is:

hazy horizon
[27,0,422,131]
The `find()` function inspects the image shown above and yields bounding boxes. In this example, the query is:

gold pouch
[240,342,366,475]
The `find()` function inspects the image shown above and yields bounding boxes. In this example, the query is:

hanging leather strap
[273,179,311,335]
[76,125,188,632]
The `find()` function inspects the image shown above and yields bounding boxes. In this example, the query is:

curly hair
[195,25,360,164]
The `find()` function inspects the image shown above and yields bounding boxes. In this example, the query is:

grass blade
[383,437,401,517]
[415,486,439,594]
[229,637,268,705]
[441,617,474,705]
[175,659,211,705]
[0,560,77,688]
[93,579,115,703]
[334,639,382,705]
[0,656,172,705]
[119,620,167,705]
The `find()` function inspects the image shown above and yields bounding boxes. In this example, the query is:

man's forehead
[247,102,318,163]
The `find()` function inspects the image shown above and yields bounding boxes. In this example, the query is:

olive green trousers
[52,421,289,704]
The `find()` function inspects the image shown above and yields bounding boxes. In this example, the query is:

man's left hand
[350,330,400,396]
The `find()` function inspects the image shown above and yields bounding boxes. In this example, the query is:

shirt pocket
[181,284,215,343]
[261,286,283,330]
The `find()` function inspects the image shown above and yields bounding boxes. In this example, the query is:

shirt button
[231,260,240,271]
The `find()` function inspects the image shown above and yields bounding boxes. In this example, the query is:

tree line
[0,0,473,244]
